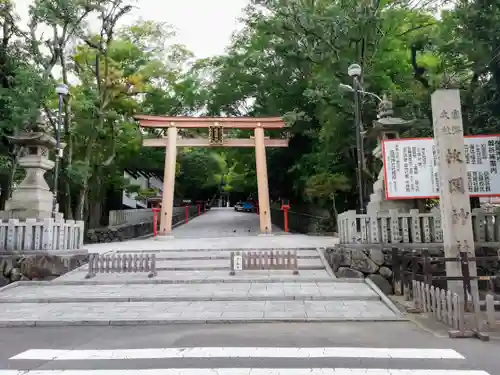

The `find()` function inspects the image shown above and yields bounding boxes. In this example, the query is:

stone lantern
[4,115,57,220]
[365,95,415,215]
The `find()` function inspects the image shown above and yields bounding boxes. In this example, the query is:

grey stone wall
[325,245,394,295]
[85,222,153,244]
[0,253,88,286]
[325,245,500,296]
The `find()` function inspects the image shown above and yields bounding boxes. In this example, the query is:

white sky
[14,0,250,58]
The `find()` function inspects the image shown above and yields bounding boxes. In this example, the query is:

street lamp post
[347,64,365,214]
[53,83,69,216]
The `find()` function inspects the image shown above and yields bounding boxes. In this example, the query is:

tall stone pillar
[159,126,177,236]
[254,124,272,233]
[432,89,479,302]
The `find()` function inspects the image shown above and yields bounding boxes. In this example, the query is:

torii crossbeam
[135,115,289,236]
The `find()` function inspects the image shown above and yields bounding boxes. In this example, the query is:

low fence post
[85,253,96,279]
[486,294,497,330]
[422,250,432,285]
[148,253,157,278]
[392,248,402,295]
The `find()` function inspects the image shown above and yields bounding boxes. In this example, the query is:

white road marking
[9,347,465,360]
[0,369,491,375]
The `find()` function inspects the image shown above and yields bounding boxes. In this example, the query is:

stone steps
[81,258,325,270]
[151,255,319,261]
[0,295,382,303]
[113,248,321,254]
[0,282,379,304]
[50,277,362,285]
[0,299,401,327]
[56,269,334,282]
[106,249,321,260]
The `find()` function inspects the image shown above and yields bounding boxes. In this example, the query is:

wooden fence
[0,218,85,251]
[230,250,299,275]
[338,208,500,245]
[392,248,499,340]
[86,253,157,279]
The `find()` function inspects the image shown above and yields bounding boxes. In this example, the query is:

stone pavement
[84,208,337,253]
[0,208,402,326]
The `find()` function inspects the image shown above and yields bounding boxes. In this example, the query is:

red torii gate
[135,115,288,237]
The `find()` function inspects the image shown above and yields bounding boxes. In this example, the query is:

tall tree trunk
[87,173,103,229]
[75,143,93,221]
[330,193,339,232]
[0,174,9,210]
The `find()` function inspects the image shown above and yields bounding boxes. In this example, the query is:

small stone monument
[3,114,57,220]
[365,95,415,215]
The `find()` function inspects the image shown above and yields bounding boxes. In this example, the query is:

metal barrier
[229,250,299,275]
[86,253,157,279]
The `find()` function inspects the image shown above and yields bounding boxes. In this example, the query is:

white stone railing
[108,207,186,227]
[0,218,85,251]
[338,208,500,245]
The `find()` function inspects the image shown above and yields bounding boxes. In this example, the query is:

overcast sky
[14,0,250,58]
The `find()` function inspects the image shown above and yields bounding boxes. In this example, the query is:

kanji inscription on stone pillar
[431,89,479,301]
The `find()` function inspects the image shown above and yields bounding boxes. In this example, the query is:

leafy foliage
[0,0,498,229]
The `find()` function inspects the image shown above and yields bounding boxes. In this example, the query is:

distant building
[121,170,163,209]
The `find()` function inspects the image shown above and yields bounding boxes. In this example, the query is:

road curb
[0,316,407,328]
[0,295,381,304]
[364,277,405,318]
[46,278,366,286]
[315,247,336,279]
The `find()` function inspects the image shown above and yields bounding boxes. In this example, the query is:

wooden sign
[234,253,243,271]
[229,250,299,275]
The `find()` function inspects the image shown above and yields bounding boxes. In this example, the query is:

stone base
[5,187,53,220]
[0,252,89,286]
[324,245,395,295]
[154,235,175,241]
[365,198,413,215]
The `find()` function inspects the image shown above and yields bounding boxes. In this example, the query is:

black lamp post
[53,83,69,216]
[346,64,365,214]
[340,75,385,214]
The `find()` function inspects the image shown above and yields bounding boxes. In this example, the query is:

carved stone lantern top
[7,132,57,148]
[372,95,414,134]
[7,111,56,149]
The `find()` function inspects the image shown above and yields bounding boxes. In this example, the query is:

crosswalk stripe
[9,347,465,360]
[0,369,492,375]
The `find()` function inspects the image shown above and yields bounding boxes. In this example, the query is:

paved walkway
[172,207,276,238]
[0,209,402,326]
[84,208,337,253]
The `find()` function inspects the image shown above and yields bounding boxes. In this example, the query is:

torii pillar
[161,126,177,235]
[255,123,272,233]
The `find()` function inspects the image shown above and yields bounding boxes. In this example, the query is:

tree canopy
[0,0,498,229]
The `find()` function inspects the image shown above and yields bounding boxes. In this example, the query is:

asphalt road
[0,322,498,374]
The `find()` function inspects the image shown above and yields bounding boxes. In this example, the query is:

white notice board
[382,136,500,199]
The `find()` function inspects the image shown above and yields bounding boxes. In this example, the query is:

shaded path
[172,207,282,238]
